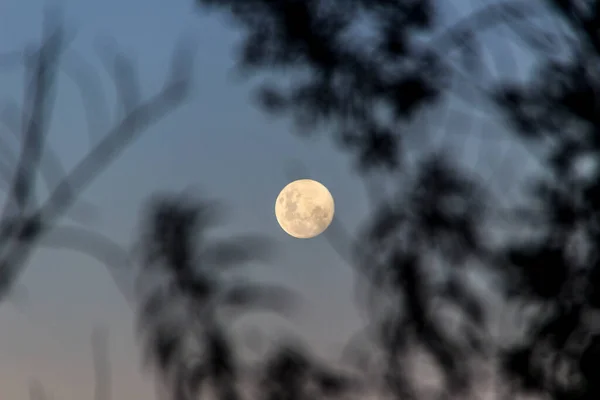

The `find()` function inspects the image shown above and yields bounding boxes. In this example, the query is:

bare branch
[61,49,112,145]
[38,224,134,305]
[6,22,69,218]
[0,16,193,301]
[28,380,50,400]
[92,325,112,400]
[1,101,98,224]
[95,38,142,117]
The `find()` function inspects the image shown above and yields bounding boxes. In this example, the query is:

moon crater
[275,179,334,239]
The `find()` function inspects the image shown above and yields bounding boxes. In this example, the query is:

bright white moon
[275,179,335,239]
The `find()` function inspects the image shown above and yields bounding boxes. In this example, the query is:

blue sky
[0,0,371,398]
[0,0,544,398]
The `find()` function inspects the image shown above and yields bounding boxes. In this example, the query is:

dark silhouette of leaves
[195,0,456,171]
[184,1,600,398]
[259,343,355,400]
[135,193,301,400]
[490,2,600,398]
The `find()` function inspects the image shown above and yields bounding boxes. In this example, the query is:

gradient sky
[0,0,541,398]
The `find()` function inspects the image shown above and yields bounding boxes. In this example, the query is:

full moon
[275,179,335,239]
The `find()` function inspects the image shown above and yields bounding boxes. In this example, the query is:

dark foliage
[183,1,600,400]
[197,0,450,171]
[135,193,304,399]
[491,1,600,398]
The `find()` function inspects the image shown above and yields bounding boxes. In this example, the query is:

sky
[0,0,372,398]
[0,0,544,399]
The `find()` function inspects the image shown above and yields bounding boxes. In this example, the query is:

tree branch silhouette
[0,11,193,303]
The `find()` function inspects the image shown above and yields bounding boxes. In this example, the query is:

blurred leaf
[221,282,302,315]
[200,235,272,269]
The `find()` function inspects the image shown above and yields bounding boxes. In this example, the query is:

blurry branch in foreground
[28,380,51,400]
[92,326,112,400]
[37,224,135,305]
[0,10,193,303]
[27,325,112,400]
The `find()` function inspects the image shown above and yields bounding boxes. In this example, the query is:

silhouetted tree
[187,1,600,400]
[491,2,600,399]
[134,192,302,400]
[195,0,550,172]
[342,153,490,399]
[257,342,356,400]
